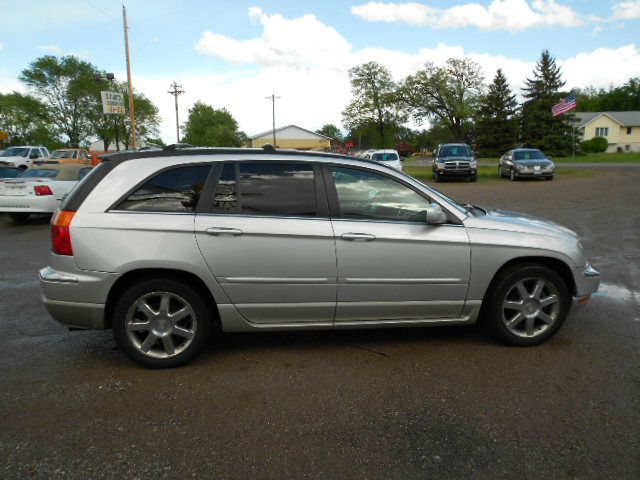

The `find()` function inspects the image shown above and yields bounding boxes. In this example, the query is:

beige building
[575,111,640,153]
[247,125,331,150]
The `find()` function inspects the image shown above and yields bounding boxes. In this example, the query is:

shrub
[581,136,608,153]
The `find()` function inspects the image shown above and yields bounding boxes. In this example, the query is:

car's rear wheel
[112,278,213,368]
[8,213,30,223]
[486,264,570,346]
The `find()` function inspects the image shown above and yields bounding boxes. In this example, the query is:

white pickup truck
[0,164,92,222]
[0,146,50,170]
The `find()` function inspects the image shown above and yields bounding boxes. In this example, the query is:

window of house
[331,167,431,222]
[595,127,609,137]
[211,162,317,217]
[627,127,632,135]
[117,164,211,212]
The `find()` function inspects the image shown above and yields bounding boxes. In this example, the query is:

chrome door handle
[205,227,243,236]
[341,233,376,241]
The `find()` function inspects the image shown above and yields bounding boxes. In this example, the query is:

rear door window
[210,162,317,217]
[117,164,211,212]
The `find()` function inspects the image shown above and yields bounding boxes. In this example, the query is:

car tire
[435,173,442,182]
[510,169,517,181]
[470,175,477,182]
[112,278,213,368]
[545,175,554,181]
[498,167,503,178]
[485,264,570,346]
[8,213,30,223]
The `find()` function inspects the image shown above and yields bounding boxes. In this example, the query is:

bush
[581,136,609,153]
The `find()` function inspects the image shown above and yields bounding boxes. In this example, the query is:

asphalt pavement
[1,169,639,479]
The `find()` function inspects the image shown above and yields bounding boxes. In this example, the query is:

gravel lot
[1,169,639,479]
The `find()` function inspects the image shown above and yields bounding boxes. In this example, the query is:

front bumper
[514,169,554,177]
[435,168,477,177]
[571,263,601,307]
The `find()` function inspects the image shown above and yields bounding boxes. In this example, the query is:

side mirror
[425,204,447,225]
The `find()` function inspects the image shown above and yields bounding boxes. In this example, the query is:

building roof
[248,124,332,140]
[574,111,640,127]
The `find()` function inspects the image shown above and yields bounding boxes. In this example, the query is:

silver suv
[40,148,600,368]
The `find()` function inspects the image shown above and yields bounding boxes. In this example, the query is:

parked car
[364,149,403,170]
[39,147,600,368]
[432,143,477,182]
[0,146,50,169]
[43,148,92,165]
[0,164,92,222]
[499,149,555,181]
[0,166,24,179]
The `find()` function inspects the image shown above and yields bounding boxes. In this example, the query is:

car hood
[439,156,473,162]
[469,208,578,240]
[514,159,553,167]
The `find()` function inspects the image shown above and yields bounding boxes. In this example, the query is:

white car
[0,164,92,222]
[0,146,50,170]
[365,149,403,171]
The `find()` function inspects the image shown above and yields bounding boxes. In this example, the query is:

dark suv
[432,143,477,182]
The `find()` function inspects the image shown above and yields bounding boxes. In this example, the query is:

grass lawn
[475,151,640,164]
[403,165,595,183]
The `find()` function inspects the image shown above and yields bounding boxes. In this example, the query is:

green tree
[474,69,519,157]
[342,62,402,148]
[520,50,575,156]
[19,55,104,147]
[576,77,640,111]
[182,102,244,147]
[119,87,161,149]
[399,58,485,142]
[0,92,63,147]
[315,124,343,142]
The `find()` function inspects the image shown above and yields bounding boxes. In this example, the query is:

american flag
[552,94,577,117]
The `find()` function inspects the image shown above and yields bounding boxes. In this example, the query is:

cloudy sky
[1,0,639,142]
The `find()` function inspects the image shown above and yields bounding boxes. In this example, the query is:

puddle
[593,282,640,303]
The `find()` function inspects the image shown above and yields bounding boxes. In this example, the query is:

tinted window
[1,148,29,157]
[331,167,430,222]
[372,152,399,162]
[211,163,238,212]
[0,167,23,178]
[78,168,93,179]
[118,165,210,212]
[439,145,471,157]
[514,150,546,160]
[22,169,59,178]
[211,162,316,217]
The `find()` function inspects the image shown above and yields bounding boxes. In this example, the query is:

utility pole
[122,5,137,149]
[168,82,185,143]
[265,93,281,146]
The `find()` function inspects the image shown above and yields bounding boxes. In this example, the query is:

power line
[168,82,185,143]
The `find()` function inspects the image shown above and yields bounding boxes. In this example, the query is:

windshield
[372,152,400,162]
[21,169,59,178]
[52,150,75,159]
[514,150,546,160]
[0,167,23,178]
[439,145,471,158]
[1,147,29,157]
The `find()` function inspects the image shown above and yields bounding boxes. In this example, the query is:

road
[1,169,639,479]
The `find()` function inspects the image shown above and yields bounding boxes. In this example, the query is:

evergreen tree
[520,50,575,156]
[474,69,518,157]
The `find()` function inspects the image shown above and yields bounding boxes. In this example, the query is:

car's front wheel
[509,169,517,181]
[486,264,570,346]
[112,278,213,368]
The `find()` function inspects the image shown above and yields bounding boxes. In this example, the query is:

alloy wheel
[501,277,561,338]
[125,291,197,358]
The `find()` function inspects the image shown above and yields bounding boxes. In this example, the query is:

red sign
[345,140,354,149]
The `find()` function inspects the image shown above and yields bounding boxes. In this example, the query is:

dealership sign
[101,91,125,115]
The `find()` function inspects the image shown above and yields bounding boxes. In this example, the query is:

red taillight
[34,185,53,196]
[51,210,76,256]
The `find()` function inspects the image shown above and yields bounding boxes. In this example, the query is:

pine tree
[520,50,575,156]
[474,69,518,157]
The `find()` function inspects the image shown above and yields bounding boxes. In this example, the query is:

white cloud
[37,44,90,60]
[172,8,640,143]
[611,1,640,20]
[38,44,63,54]
[351,0,583,32]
